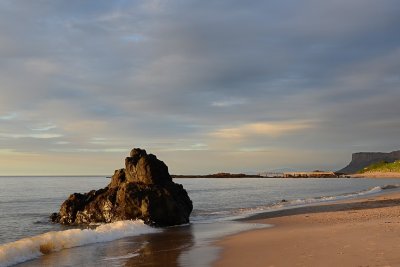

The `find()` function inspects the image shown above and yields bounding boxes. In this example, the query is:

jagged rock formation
[338,150,400,174]
[51,148,193,226]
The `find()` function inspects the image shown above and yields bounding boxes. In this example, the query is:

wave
[197,184,400,222]
[0,220,160,267]
[285,183,400,206]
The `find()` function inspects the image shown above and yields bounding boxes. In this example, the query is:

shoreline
[213,190,400,267]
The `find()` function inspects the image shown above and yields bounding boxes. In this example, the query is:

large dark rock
[338,150,400,174]
[51,148,193,226]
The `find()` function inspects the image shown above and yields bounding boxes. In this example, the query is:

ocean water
[1,176,400,267]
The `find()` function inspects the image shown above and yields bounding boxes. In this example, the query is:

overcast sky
[1,0,399,175]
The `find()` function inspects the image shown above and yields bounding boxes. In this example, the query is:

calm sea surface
[1,176,400,266]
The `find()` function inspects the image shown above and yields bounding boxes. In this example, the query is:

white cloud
[89,137,112,145]
[49,147,127,153]
[211,98,246,107]
[54,141,70,145]
[210,121,314,139]
[0,133,63,139]
[30,123,57,131]
[0,112,17,120]
[159,143,209,152]
[0,149,26,156]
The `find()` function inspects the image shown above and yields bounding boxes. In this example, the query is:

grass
[359,160,400,173]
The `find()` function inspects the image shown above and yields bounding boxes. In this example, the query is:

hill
[338,150,400,174]
[358,160,400,174]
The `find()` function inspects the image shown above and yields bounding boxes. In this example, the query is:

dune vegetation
[359,160,400,173]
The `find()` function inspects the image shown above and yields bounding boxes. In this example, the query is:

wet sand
[14,221,265,267]
[214,191,400,267]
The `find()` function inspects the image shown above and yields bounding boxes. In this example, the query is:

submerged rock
[51,148,193,226]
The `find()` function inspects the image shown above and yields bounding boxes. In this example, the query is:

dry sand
[350,172,400,178]
[214,192,400,267]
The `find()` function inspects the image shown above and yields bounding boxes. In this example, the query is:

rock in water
[51,148,193,226]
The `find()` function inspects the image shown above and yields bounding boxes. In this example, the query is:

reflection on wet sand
[124,226,194,267]
[15,226,194,267]
[15,222,263,267]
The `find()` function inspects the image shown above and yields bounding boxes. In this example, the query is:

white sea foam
[293,184,398,205]
[103,251,140,261]
[209,184,400,222]
[0,220,160,267]
[282,184,400,207]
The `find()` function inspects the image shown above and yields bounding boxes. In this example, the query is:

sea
[1,176,400,267]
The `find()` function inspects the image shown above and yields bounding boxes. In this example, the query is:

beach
[214,191,400,267]
[350,172,400,178]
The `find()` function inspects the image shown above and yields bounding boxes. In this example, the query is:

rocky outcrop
[51,148,193,226]
[338,150,400,174]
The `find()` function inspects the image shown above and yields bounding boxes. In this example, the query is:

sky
[1,0,399,175]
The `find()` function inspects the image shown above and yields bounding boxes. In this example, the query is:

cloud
[49,147,127,153]
[30,123,57,131]
[0,133,63,139]
[0,0,399,174]
[0,112,17,120]
[0,149,28,156]
[211,98,247,107]
[210,121,314,139]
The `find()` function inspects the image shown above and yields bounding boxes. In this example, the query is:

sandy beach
[350,172,400,178]
[214,191,400,267]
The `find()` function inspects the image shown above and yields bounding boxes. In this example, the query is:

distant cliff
[338,150,400,174]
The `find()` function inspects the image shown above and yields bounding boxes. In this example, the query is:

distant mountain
[338,150,400,174]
